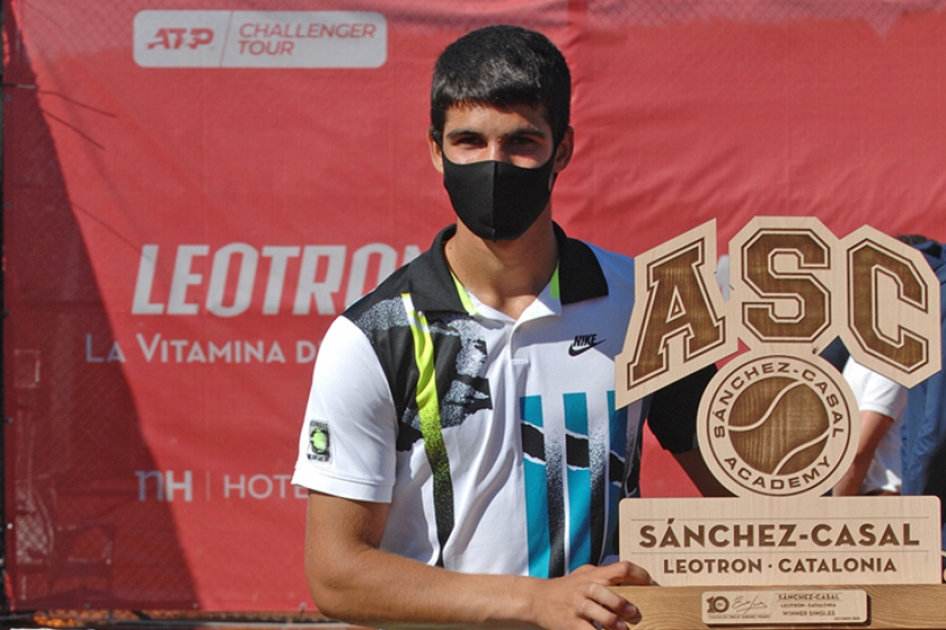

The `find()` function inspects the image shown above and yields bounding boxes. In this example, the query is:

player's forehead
[442,102,552,138]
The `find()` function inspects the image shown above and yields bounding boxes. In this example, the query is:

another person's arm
[832,409,894,496]
[834,359,908,496]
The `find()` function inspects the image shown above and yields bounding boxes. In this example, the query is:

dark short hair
[897,233,942,257]
[429,25,571,147]
[897,234,935,246]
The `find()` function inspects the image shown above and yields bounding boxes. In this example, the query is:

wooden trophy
[613,217,945,629]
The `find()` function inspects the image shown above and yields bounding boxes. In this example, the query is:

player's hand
[525,561,653,630]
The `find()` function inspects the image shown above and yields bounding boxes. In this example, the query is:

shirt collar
[407,223,609,313]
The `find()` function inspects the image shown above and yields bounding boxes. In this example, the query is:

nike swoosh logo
[568,338,606,356]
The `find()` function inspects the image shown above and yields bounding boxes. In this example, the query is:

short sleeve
[843,358,908,420]
[291,316,399,503]
[647,364,717,453]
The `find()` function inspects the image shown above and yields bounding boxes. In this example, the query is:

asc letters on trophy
[616,217,942,624]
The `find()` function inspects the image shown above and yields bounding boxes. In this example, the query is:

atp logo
[147,28,214,50]
[134,10,388,69]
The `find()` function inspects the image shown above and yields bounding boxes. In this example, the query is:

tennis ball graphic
[727,377,830,475]
[311,427,329,454]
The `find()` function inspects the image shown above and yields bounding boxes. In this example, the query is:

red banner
[4,0,946,611]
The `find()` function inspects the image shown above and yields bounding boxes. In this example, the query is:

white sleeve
[843,359,908,419]
[291,316,398,503]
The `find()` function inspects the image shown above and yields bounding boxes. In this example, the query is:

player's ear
[553,126,574,174]
[428,128,445,175]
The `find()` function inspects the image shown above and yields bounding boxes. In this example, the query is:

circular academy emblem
[697,352,859,498]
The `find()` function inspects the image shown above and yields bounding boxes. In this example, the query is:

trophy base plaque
[612,583,946,629]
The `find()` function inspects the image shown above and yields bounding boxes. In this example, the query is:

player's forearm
[306,547,535,628]
[307,547,648,630]
[673,449,732,497]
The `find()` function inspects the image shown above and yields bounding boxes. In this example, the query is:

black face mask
[441,152,557,241]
